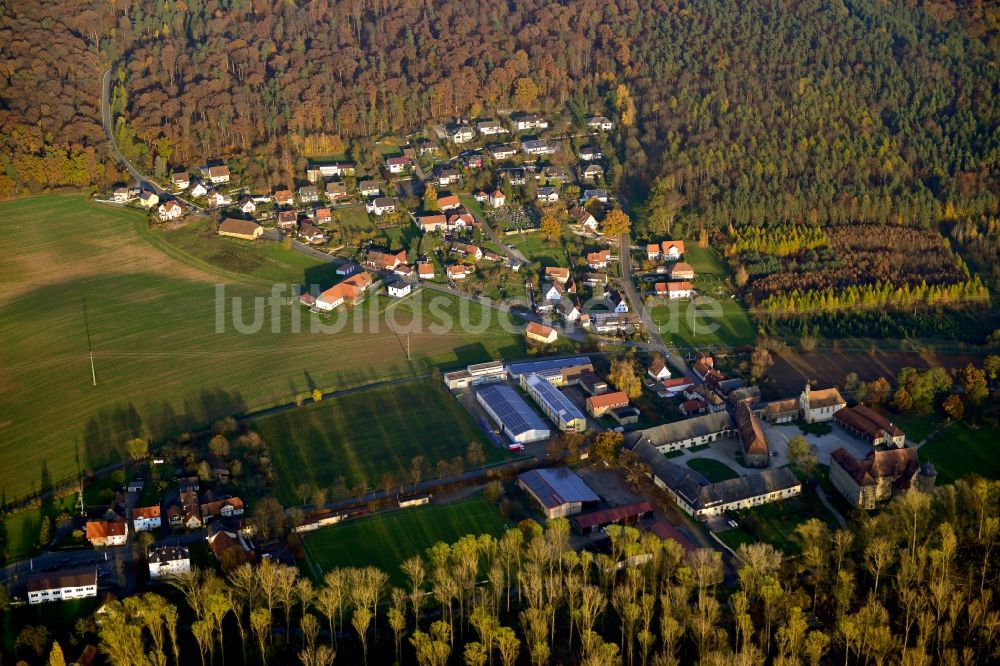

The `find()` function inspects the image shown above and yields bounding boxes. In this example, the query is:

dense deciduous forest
[2,1,997,234]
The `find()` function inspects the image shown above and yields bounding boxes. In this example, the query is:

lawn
[508,232,569,267]
[256,379,512,504]
[0,195,526,503]
[918,420,1000,485]
[302,496,508,584]
[336,204,375,236]
[717,484,840,553]
[651,299,756,350]
[686,458,739,482]
[873,408,940,443]
[683,245,728,277]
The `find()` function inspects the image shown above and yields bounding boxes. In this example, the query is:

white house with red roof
[490,189,506,208]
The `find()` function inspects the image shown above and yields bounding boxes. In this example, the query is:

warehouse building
[625,412,735,453]
[507,357,594,387]
[518,467,600,518]
[443,360,507,389]
[477,384,551,444]
[571,501,654,534]
[521,373,587,432]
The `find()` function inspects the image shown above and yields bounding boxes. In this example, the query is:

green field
[0,195,527,502]
[255,380,511,503]
[684,245,728,277]
[716,485,840,553]
[652,299,756,349]
[302,496,507,584]
[336,204,375,236]
[918,421,1000,485]
[508,232,569,267]
[686,457,739,482]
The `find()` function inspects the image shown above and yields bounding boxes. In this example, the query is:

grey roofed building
[630,439,801,516]
[476,384,551,444]
[518,467,599,518]
[625,412,735,453]
[507,356,592,379]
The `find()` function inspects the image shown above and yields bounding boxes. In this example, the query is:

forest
[1,0,997,237]
[11,478,1000,666]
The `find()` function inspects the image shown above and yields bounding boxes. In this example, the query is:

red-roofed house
[447,264,469,280]
[490,189,506,208]
[437,194,461,210]
[315,273,373,310]
[662,377,695,394]
[587,250,611,269]
[418,214,448,232]
[365,248,407,271]
[132,506,161,532]
[545,266,570,284]
[661,240,685,259]
[585,391,629,418]
[680,399,708,416]
[525,322,558,345]
[386,156,412,173]
[648,358,671,381]
[86,520,128,547]
[417,262,436,279]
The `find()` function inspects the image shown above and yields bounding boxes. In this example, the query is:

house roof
[447,264,468,277]
[437,195,460,207]
[208,165,229,177]
[417,262,435,276]
[418,214,447,227]
[736,402,768,457]
[372,196,395,207]
[545,266,570,279]
[587,250,610,263]
[160,200,180,211]
[218,219,261,236]
[625,412,733,448]
[667,281,692,292]
[661,240,686,254]
[299,222,324,238]
[492,189,504,198]
[148,545,189,564]
[834,405,904,439]
[662,377,694,389]
[386,156,411,166]
[526,322,557,339]
[681,399,708,413]
[649,521,697,553]
[670,262,694,275]
[27,567,97,593]
[519,468,599,509]
[171,172,188,182]
[806,386,846,410]
[647,243,661,254]
[831,447,920,487]
[570,206,594,224]
[764,398,799,416]
[649,358,667,375]
[133,506,160,520]
[586,390,629,411]
[86,520,126,540]
[571,501,653,530]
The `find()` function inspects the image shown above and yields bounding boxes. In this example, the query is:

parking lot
[759,420,871,465]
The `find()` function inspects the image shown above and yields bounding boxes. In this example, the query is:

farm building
[610,406,640,425]
[799,384,846,423]
[829,447,935,510]
[444,360,507,389]
[762,399,798,424]
[736,402,769,468]
[625,412,735,454]
[571,501,654,534]
[661,377,694,395]
[834,405,906,447]
[148,545,191,580]
[630,440,801,517]
[218,218,263,241]
[585,391,629,418]
[27,567,98,605]
[525,322,558,344]
[518,468,599,518]
[521,373,587,432]
[579,372,609,396]
[476,384,551,444]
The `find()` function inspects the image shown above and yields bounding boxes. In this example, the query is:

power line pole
[407,332,411,361]
[82,299,97,386]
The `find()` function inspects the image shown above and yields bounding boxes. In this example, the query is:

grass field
[686,458,739,482]
[336,204,375,236]
[0,195,527,502]
[509,232,570,267]
[919,420,1000,484]
[255,380,511,503]
[302,496,507,584]
[652,299,756,349]
[717,484,839,553]
[684,245,728,277]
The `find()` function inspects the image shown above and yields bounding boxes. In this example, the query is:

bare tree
[352,607,373,666]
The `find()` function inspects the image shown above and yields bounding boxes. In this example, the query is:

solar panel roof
[524,374,586,422]
[507,356,591,377]
[477,384,550,437]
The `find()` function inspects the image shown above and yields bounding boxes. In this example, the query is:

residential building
[590,312,636,333]
[830,447,936,510]
[607,290,629,313]
[799,384,846,423]
[314,207,332,224]
[238,198,257,215]
[386,156,412,174]
[648,358,671,381]
[206,191,232,207]
[276,210,298,229]
[662,240,685,259]
[587,116,614,131]
[646,243,662,260]
[298,185,319,203]
[578,146,603,161]
[518,468,599,519]
[464,153,484,169]
[586,390,629,418]
[207,521,254,565]
[451,241,482,260]
[417,262,436,279]
[314,273,373,311]
[365,197,396,216]
[148,546,191,580]
[200,497,246,522]
[171,172,190,189]
[178,489,202,529]
[490,145,518,160]
[477,384,552,445]
[478,120,507,135]
[521,373,587,432]
[763,398,799,424]
[587,250,610,269]
[298,222,326,244]
[545,266,570,284]
[490,189,506,208]
[522,139,555,155]
[513,113,549,131]
[27,567,98,605]
[834,405,906,447]
[218,218,263,241]
[584,272,608,287]
[112,186,129,203]
[657,282,692,299]
[139,190,159,208]
[132,505,161,532]
[448,125,475,144]
[157,200,183,221]
[661,377,695,395]
[736,402,769,468]
[542,166,571,182]
[537,186,559,202]
[686,384,726,412]
[437,169,462,186]
[437,194,461,211]
[581,189,609,203]
[417,214,448,232]
[273,189,293,206]
[680,399,708,417]
[526,322,559,345]
[358,181,381,197]
[448,212,475,229]
[625,412,735,454]
[190,182,209,197]
[387,281,413,298]
[326,181,348,201]
[447,264,469,280]
[670,262,695,280]
[582,164,604,181]
[206,165,230,183]
[631,440,801,517]
[86,519,128,547]
[306,162,355,182]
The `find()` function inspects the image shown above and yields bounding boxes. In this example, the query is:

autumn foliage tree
[602,209,631,237]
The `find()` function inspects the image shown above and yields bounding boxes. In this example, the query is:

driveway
[758,420,871,465]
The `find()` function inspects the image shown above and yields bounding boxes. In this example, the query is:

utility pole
[83,299,96,386]
[407,332,411,361]
[74,441,85,517]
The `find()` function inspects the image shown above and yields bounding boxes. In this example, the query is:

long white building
[477,384,551,444]
[521,373,587,432]
[27,567,98,605]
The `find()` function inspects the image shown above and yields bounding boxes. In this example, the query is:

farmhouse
[477,384,551,445]
[522,373,587,432]
[206,165,230,183]
[171,171,190,189]
[585,390,629,418]
[736,402,770,468]
[669,262,695,280]
[572,501,653,535]
[417,262,436,279]
[112,186,130,202]
[218,218,263,241]
[590,312,636,333]
[207,522,255,565]
[587,249,611,269]
[27,567,98,605]
[829,447,936,510]
[157,200,182,221]
[692,358,715,380]
[625,412,735,453]
[139,190,159,208]
[148,546,191,580]
[366,197,396,216]
[86,519,128,547]
[648,358,671,381]
[686,384,726,412]
[518,468,599,519]
[587,116,614,131]
[762,399,799,424]
[521,321,556,345]
[545,266,571,283]
[315,273,373,310]
[132,505,161,532]
[387,281,413,298]
[834,405,906,447]
[447,264,469,280]
[631,440,801,517]
[799,384,846,423]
